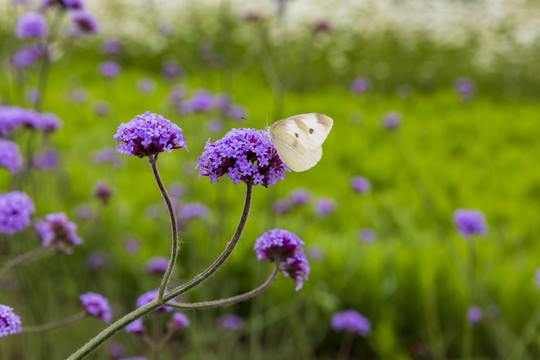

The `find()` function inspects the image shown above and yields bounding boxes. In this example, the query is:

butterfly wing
[269,113,332,172]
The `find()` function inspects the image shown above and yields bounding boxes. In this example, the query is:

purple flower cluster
[182,90,214,113]
[467,305,483,325]
[0,305,22,337]
[136,289,173,312]
[359,228,376,243]
[331,310,371,336]
[102,38,122,55]
[197,128,288,187]
[0,191,35,234]
[455,77,476,101]
[16,12,48,39]
[316,198,336,217]
[100,61,121,78]
[36,212,82,254]
[351,77,369,94]
[12,44,46,68]
[33,149,59,170]
[39,113,62,132]
[273,189,312,214]
[169,312,190,330]
[137,78,156,95]
[44,0,85,9]
[114,112,187,158]
[125,318,145,335]
[86,251,111,270]
[0,106,61,136]
[94,181,114,205]
[80,292,112,323]
[145,257,169,274]
[162,60,182,80]
[179,203,209,220]
[453,209,488,238]
[351,176,371,194]
[254,229,310,290]
[382,112,402,130]
[219,314,244,331]
[0,139,23,173]
[70,11,100,36]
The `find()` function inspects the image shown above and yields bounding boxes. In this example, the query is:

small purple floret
[453,209,488,238]
[331,310,371,336]
[197,128,288,187]
[80,292,112,323]
[35,212,82,254]
[0,305,22,337]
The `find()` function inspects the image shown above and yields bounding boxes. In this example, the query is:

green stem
[166,264,279,310]
[0,246,47,278]
[149,154,179,302]
[23,312,86,333]
[162,183,252,302]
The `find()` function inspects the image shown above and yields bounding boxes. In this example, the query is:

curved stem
[0,246,47,278]
[149,155,179,302]
[166,264,279,310]
[23,312,86,333]
[163,183,252,302]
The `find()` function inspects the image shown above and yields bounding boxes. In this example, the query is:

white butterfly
[267,113,333,172]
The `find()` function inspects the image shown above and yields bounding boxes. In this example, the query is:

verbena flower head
[453,209,488,238]
[80,292,112,323]
[455,77,476,100]
[100,61,121,78]
[70,11,100,35]
[125,318,145,335]
[331,310,371,337]
[0,305,22,337]
[86,251,111,270]
[183,90,214,113]
[12,44,45,68]
[93,100,111,117]
[94,181,114,205]
[109,342,125,359]
[254,229,310,290]
[114,112,187,158]
[273,199,291,214]
[136,289,173,312]
[289,189,310,205]
[39,113,62,132]
[16,12,48,39]
[351,77,369,94]
[359,228,376,243]
[219,314,244,331]
[197,128,288,187]
[0,191,35,234]
[125,238,139,253]
[162,60,182,80]
[316,198,336,217]
[102,38,122,54]
[0,139,23,173]
[208,119,222,133]
[137,78,155,95]
[227,105,246,121]
[169,312,190,331]
[179,203,208,220]
[36,212,82,254]
[0,106,42,136]
[351,176,371,193]
[44,0,84,9]
[467,305,483,325]
[33,150,58,170]
[27,89,40,105]
[145,257,169,274]
[382,112,402,130]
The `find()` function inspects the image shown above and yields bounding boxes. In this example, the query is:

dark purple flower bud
[114,111,187,158]
[359,228,376,243]
[125,318,145,335]
[145,257,169,274]
[382,112,402,130]
[100,61,121,79]
[94,181,114,205]
[316,198,336,217]
[36,212,82,254]
[136,289,173,312]
[0,305,22,337]
[351,176,371,194]
[16,12,48,39]
[162,60,182,80]
[453,209,488,238]
[102,38,122,55]
[331,310,370,336]
[0,139,23,173]
[254,229,310,290]
[169,312,190,330]
[289,189,310,205]
[218,314,244,331]
[197,128,288,187]
[351,77,369,94]
[0,191,35,234]
[70,11,99,35]
[86,251,111,271]
[80,292,112,323]
[467,306,482,325]
[32,149,58,170]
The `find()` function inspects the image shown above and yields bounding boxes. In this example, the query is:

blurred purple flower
[162,60,182,80]
[36,212,82,254]
[124,238,140,253]
[453,209,488,238]
[102,38,122,55]
[467,306,483,325]
[227,105,246,121]
[183,90,214,113]
[74,204,93,220]
[0,191,35,234]
[0,305,22,337]
[136,289,173,312]
[12,44,45,68]
[208,118,222,133]
[382,112,402,130]
[219,314,244,331]
[179,203,209,220]
[197,128,288,187]
[351,176,371,194]
[273,199,291,214]
[145,257,169,274]
[39,113,62,132]
[93,148,122,167]
[100,61,121,79]
[351,77,369,94]
[70,88,88,104]
[254,228,310,290]
[70,11,99,35]
[169,86,185,105]
[213,94,230,111]
[316,198,336,217]
[0,106,23,137]
[331,310,370,336]
[359,228,376,243]
[159,22,174,37]
[93,100,111,117]
[125,318,145,335]
[289,189,310,205]
[86,251,111,271]
[32,149,58,170]
[455,77,476,101]
[312,18,332,33]
[109,342,125,359]
[26,89,40,105]
[114,111,187,158]
[94,181,114,206]
[307,246,325,260]
[80,292,112,323]
[137,78,155,95]
[169,183,185,198]
[0,139,23,173]
[169,312,190,330]
[44,0,84,9]
[16,12,48,39]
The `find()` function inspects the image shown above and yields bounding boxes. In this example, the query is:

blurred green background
[2,0,540,359]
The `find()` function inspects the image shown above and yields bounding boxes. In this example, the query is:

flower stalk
[23,311,86,333]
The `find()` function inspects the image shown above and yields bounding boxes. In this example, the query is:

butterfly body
[268,113,333,172]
